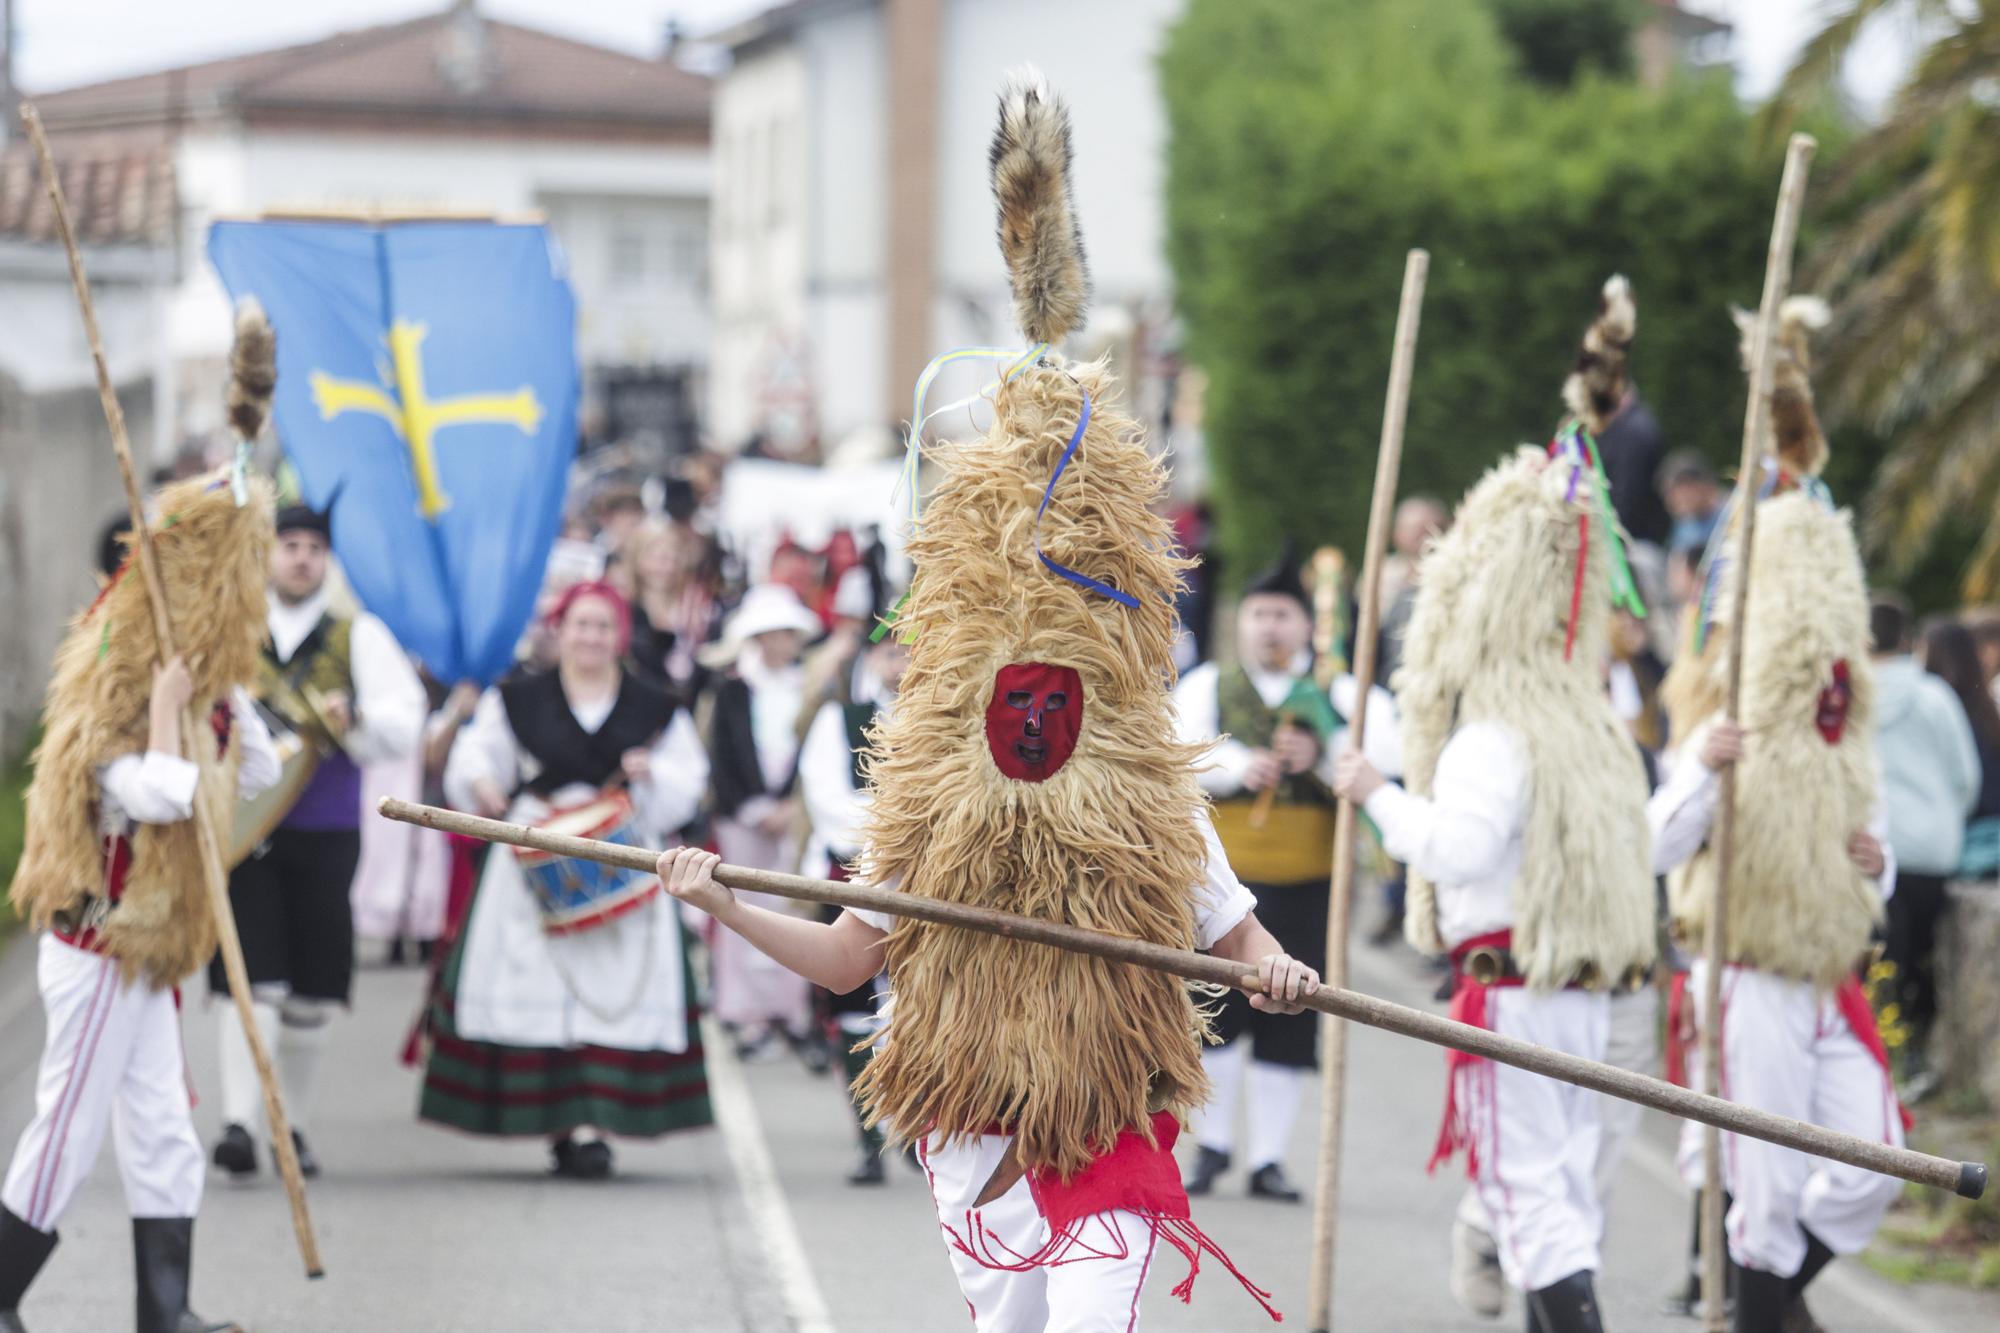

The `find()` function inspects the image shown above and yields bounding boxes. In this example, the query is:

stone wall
[0,372,153,759]
[1937,881,2000,1110]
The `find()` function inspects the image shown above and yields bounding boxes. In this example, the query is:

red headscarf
[546,579,632,655]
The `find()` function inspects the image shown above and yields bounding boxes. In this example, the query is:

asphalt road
[0,928,1990,1332]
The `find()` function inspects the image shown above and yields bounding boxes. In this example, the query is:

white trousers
[920,1132,1159,1332]
[1674,961,1904,1277]
[1457,984,1658,1240]
[1,936,204,1230]
[1457,988,1609,1293]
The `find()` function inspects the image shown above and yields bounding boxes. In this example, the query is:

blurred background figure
[701,584,823,1066]
[1869,594,1979,1098]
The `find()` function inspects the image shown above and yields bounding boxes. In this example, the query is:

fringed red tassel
[1563,512,1589,662]
[945,1205,1283,1321]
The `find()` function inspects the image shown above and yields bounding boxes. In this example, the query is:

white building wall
[801,4,889,450]
[710,44,811,450]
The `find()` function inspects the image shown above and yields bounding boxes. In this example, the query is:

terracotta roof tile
[0,145,176,247]
[30,7,708,131]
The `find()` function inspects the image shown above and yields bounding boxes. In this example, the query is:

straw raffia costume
[0,302,280,1333]
[1364,278,1657,1325]
[837,73,1279,1327]
[1651,297,1904,1325]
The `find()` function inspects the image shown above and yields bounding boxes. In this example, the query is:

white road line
[704,1017,841,1333]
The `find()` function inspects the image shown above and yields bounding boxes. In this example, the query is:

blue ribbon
[1034,383,1139,609]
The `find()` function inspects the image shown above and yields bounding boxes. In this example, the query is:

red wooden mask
[985,663,1084,782]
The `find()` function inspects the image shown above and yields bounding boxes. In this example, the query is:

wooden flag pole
[379,797,1989,1203]
[1701,131,1818,1332]
[1307,247,1428,1333]
[21,103,325,1279]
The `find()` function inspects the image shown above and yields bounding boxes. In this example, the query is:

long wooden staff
[379,797,1988,1202]
[21,104,325,1279]
[1307,247,1427,1333]
[1700,132,1817,1332]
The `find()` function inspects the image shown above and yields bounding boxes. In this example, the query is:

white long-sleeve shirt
[1363,720,1526,948]
[1646,740,1898,900]
[1173,658,1402,795]
[444,685,708,839]
[266,588,426,765]
[97,686,282,832]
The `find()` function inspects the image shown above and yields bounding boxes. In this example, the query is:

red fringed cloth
[941,1111,1283,1322]
[1428,929,1523,1178]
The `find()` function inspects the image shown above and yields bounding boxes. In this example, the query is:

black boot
[1247,1162,1303,1203]
[839,1041,886,1185]
[1527,1270,1604,1333]
[132,1218,241,1333]
[1732,1262,1790,1333]
[1183,1145,1229,1196]
[210,1125,256,1179]
[0,1208,58,1329]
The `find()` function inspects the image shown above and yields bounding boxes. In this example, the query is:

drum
[229,702,319,867]
[513,792,660,935]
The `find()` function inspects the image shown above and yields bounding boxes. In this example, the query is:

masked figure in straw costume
[1,306,282,1333]
[659,72,1315,1329]
[1333,277,1664,1333]
[1650,297,1902,1333]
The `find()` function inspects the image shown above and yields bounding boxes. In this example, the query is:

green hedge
[1163,0,1804,585]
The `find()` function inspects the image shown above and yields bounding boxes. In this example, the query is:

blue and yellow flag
[208,220,578,684]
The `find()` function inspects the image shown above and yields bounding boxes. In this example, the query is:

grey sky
[14,0,1914,103]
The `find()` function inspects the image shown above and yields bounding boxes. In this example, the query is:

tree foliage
[1491,0,1641,88]
[1163,0,1794,588]
[1770,0,2000,600]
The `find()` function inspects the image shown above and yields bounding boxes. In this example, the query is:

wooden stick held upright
[21,103,325,1280]
[1308,247,1428,1333]
[1701,131,1817,1332]
[380,797,1990,1204]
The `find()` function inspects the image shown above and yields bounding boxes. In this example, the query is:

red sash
[942,1111,1282,1322]
[1429,929,1521,1177]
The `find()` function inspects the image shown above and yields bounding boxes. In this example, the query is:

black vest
[498,669,678,797]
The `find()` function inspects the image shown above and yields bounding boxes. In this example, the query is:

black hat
[275,504,331,539]
[1242,540,1310,611]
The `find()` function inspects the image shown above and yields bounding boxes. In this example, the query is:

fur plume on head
[226,297,277,443]
[990,68,1091,346]
[1561,275,1637,437]
[1732,294,1830,477]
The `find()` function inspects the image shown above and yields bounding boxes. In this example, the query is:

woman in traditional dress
[419,581,713,1178]
[702,582,822,1061]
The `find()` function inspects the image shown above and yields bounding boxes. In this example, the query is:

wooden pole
[21,103,325,1279]
[1701,131,1818,1331]
[1307,247,1427,1333]
[379,797,1989,1201]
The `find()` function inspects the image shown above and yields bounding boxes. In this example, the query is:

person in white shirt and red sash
[656,73,1318,1330]
[1651,297,1905,1333]
[1333,327,1661,1330]
[5,465,282,1333]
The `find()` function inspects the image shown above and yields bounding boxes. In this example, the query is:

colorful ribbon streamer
[895,342,1047,533]
[1034,382,1139,609]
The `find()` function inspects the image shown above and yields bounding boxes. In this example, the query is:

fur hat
[851,72,1213,1180]
[1393,445,1656,986]
[1661,300,1877,986]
